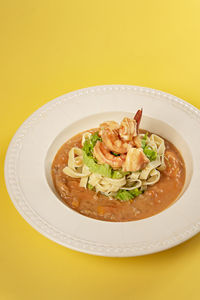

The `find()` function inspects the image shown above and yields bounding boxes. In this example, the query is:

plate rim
[4,84,200,257]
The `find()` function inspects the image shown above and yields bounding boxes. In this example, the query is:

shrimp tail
[134,108,143,134]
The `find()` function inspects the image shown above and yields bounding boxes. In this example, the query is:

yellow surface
[1,0,200,299]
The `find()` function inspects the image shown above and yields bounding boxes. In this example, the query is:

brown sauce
[52,130,186,222]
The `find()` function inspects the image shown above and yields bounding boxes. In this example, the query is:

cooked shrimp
[122,148,150,172]
[119,117,137,141]
[101,128,131,154]
[93,141,125,169]
[134,108,143,134]
[99,109,143,153]
[100,121,119,131]
[133,135,142,148]
[99,121,119,136]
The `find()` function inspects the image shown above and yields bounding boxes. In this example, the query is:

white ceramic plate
[4,85,200,257]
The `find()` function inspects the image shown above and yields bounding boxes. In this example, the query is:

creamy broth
[52,129,185,222]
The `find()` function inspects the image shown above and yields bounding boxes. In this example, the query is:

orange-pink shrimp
[101,128,131,154]
[132,135,142,148]
[99,121,119,136]
[99,109,143,154]
[93,141,125,169]
[134,108,143,134]
[119,117,137,141]
[122,147,149,172]
[100,121,119,131]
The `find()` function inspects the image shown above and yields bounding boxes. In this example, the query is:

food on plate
[52,109,185,222]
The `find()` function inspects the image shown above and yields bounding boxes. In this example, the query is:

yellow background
[1,0,200,299]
